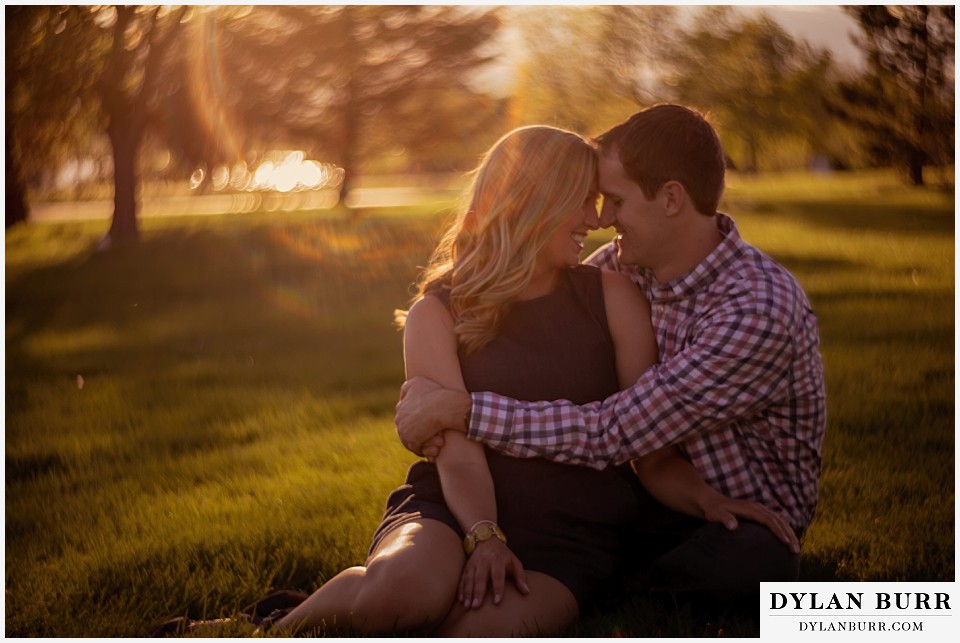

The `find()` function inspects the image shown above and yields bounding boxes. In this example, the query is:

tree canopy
[666,7,839,172]
[6,7,105,227]
[7,5,953,237]
[831,6,954,185]
[7,5,502,239]
[510,6,679,136]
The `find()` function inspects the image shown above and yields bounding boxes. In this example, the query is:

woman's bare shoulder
[600,269,648,310]
[406,293,455,331]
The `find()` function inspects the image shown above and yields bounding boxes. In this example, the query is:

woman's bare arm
[402,296,528,606]
[601,270,657,386]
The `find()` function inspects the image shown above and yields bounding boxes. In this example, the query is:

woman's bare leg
[435,571,578,637]
[272,519,463,635]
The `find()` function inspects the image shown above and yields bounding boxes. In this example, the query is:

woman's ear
[661,180,686,217]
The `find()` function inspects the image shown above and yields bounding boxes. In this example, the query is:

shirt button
[657,305,665,313]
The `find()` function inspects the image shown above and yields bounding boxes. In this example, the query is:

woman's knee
[436,573,577,637]
[349,531,462,632]
[364,556,455,605]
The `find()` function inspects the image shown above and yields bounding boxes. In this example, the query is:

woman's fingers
[469,563,489,608]
[458,564,473,605]
[459,543,528,609]
[509,556,530,595]
[489,559,506,605]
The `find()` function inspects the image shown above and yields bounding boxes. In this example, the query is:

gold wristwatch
[463,521,507,554]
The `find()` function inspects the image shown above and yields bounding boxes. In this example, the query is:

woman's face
[536,180,600,274]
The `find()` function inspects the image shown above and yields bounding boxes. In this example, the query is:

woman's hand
[699,493,800,554]
[458,538,530,609]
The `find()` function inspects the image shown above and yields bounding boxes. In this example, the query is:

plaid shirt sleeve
[585,242,620,271]
[468,309,796,469]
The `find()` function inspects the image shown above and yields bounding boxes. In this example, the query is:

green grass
[5,169,954,636]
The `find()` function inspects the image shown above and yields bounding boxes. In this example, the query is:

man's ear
[661,181,686,216]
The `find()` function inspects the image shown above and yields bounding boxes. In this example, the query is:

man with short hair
[396,103,826,599]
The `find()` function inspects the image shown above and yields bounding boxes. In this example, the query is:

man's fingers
[757,509,793,549]
[769,518,797,551]
[776,518,800,553]
[418,434,444,460]
[721,509,738,531]
[740,503,800,553]
[403,439,424,457]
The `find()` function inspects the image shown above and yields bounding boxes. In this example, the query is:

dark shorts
[367,460,463,559]
[368,458,643,606]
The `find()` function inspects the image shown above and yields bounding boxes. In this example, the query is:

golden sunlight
[191,152,345,194]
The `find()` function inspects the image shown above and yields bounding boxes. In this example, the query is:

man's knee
[645,521,799,596]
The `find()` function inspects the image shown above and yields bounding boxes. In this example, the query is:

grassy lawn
[4,169,954,636]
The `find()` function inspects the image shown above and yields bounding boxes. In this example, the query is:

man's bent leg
[640,521,799,602]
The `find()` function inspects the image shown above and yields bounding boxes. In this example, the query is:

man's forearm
[466,313,796,467]
[467,391,634,468]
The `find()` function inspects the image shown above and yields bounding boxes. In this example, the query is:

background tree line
[6,5,954,240]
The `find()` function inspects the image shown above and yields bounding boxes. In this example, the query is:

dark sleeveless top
[449,264,621,405]
[435,265,644,601]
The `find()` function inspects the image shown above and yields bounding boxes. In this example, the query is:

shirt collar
[647,213,743,302]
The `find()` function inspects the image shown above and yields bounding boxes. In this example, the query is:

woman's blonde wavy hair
[397,125,597,354]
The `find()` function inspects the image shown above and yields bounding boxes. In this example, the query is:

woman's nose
[584,207,600,229]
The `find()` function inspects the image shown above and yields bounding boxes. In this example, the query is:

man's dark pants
[621,489,800,607]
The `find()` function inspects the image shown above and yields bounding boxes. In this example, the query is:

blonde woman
[260,126,787,636]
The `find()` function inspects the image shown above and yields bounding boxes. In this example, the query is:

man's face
[597,151,666,269]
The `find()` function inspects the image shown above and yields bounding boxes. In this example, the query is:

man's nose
[598,200,616,228]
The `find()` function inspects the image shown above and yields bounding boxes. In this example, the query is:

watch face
[475,523,495,540]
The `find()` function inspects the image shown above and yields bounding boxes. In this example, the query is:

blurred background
[6,5,955,241]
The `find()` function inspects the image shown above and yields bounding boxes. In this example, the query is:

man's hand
[700,496,800,554]
[395,376,472,456]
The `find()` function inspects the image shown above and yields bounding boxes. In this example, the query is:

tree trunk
[107,122,141,242]
[5,133,29,228]
[99,5,187,244]
[742,133,759,173]
[907,153,925,187]
[340,89,359,205]
[339,7,359,207]
[908,5,929,188]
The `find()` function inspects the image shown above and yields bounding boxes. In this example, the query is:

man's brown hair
[596,104,725,216]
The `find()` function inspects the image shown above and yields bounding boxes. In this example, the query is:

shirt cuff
[467,391,513,449]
